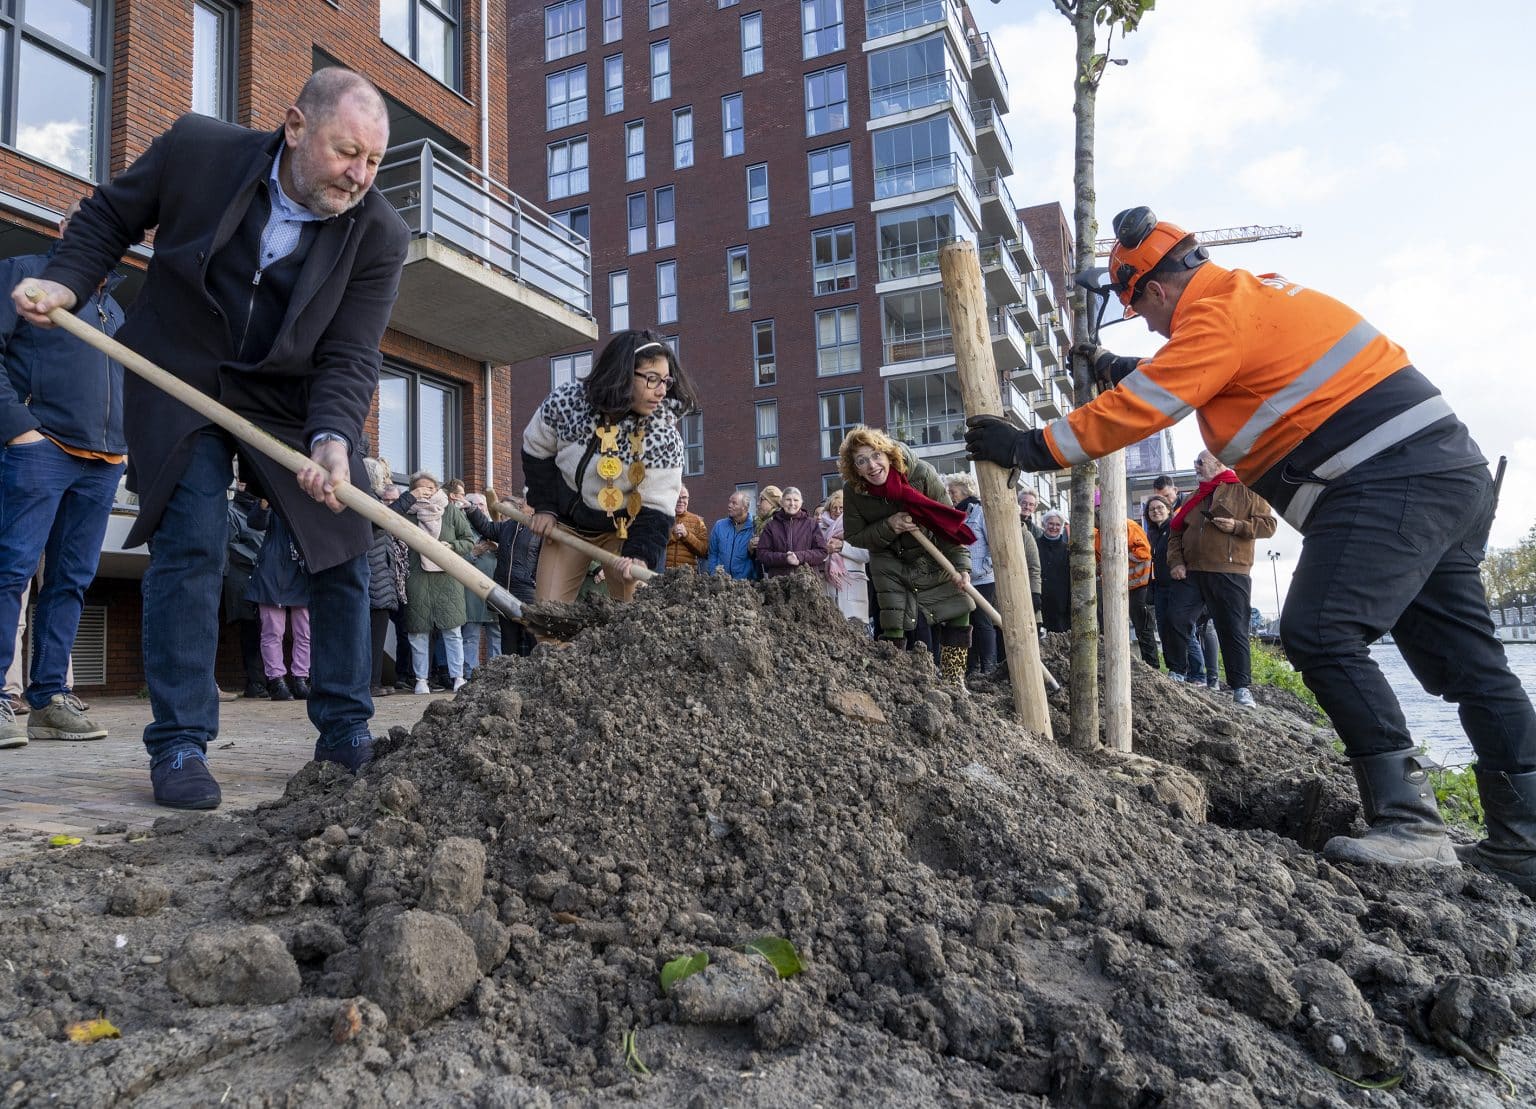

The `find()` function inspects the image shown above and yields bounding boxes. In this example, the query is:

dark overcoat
[42,113,409,572]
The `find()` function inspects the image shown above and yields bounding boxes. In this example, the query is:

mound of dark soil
[2,571,1534,1107]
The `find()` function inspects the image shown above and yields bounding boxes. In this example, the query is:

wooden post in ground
[1099,452,1133,751]
[938,241,1053,738]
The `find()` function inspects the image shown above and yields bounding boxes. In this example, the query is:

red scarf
[1172,469,1240,531]
[870,468,976,545]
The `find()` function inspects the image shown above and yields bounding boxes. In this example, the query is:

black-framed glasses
[635,371,673,390]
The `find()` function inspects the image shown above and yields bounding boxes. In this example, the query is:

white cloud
[17,119,88,177]
[1237,147,1343,206]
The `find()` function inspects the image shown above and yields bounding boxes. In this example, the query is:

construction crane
[1094,224,1302,257]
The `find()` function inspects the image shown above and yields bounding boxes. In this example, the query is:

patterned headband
[633,341,668,356]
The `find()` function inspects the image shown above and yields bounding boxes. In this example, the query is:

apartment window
[812,225,856,295]
[649,0,669,29]
[554,206,590,241]
[192,1,237,121]
[547,136,589,199]
[881,286,952,363]
[721,93,744,158]
[876,199,963,281]
[746,163,769,228]
[869,35,948,118]
[672,107,693,169]
[804,65,848,137]
[550,351,594,390]
[603,0,621,42]
[604,54,623,114]
[627,193,647,253]
[381,0,460,88]
[378,364,463,481]
[720,0,740,6]
[816,306,860,376]
[657,261,678,323]
[609,271,629,332]
[873,116,961,200]
[650,39,670,100]
[545,0,585,61]
[654,186,676,248]
[682,412,704,476]
[819,389,863,458]
[546,64,588,130]
[801,0,844,59]
[887,369,966,449]
[740,12,763,76]
[625,120,646,181]
[755,402,779,467]
[807,144,853,215]
[753,320,776,386]
[727,246,750,311]
[0,0,110,179]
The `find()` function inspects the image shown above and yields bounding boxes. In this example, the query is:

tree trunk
[938,241,1053,737]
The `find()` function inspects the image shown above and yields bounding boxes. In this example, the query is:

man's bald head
[296,68,388,128]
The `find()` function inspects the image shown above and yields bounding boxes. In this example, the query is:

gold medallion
[597,486,625,512]
[627,460,646,485]
[625,491,644,518]
[596,456,623,481]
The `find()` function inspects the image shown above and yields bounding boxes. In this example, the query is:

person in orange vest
[965,206,1536,889]
[1093,501,1158,668]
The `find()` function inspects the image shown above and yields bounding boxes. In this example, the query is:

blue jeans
[142,432,372,765]
[462,621,500,675]
[0,437,124,707]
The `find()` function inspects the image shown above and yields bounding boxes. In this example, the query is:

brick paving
[0,690,446,862]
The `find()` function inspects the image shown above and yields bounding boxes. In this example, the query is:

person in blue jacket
[705,491,755,579]
[0,199,125,750]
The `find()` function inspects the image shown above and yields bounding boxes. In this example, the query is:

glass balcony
[988,304,1029,373]
[1004,380,1038,429]
[873,151,975,204]
[1010,234,1039,273]
[866,0,959,41]
[971,99,1014,176]
[978,236,1024,304]
[968,32,1009,110]
[1008,339,1043,391]
[976,171,1019,239]
[1033,382,1065,420]
[870,70,965,121]
[376,140,596,363]
[1011,277,1042,332]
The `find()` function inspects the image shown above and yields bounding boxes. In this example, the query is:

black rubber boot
[1322,751,1460,868]
[1457,767,1536,896]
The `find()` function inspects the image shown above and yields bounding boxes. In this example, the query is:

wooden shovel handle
[489,500,659,582]
[909,528,1060,692]
[28,288,524,622]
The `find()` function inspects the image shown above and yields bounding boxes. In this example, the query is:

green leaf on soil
[740,936,803,979]
[660,952,708,995]
[47,835,83,848]
[1321,1066,1403,1090]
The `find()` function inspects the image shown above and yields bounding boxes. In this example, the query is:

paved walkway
[0,691,444,861]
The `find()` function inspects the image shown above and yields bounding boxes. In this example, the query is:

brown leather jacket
[664,511,710,570]
[1168,479,1276,575]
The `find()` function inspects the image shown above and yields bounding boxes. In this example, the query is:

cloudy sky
[972,0,1535,614]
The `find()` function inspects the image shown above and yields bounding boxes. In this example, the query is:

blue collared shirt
[261,147,325,271]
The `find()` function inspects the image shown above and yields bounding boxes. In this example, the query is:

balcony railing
[879,234,947,282]
[978,236,1023,285]
[866,0,960,40]
[988,305,1028,359]
[976,171,1018,236]
[1004,381,1037,428]
[376,140,592,317]
[971,99,1014,171]
[870,70,965,121]
[874,151,975,204]
[968,32,1010,105]
[882,327,954,365]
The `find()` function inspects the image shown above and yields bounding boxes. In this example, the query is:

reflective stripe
[1312,396,1453,480]
[1225,319,1380,460]
[1276,395,1455,531]
[1119,369,1194,422]
[1049,417,1089,465]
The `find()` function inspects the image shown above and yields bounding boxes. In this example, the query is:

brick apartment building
[501,0,1076,523]
[0,0,594,694]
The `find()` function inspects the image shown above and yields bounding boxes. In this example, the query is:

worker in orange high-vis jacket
[1094,511,1159,668]
[966,206,1536,891]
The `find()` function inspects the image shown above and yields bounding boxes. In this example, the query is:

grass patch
[1429,763,1485,833]
[1248,640,1326,723]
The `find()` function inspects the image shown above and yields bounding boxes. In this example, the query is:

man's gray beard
[291,159,362,217]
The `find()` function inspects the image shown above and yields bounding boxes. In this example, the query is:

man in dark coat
[12,68,409,809]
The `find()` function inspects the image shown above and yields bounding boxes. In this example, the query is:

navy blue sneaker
[315,733,374,774]
[150,749,222,810]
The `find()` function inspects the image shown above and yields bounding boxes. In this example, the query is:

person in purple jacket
[754,487,828,580]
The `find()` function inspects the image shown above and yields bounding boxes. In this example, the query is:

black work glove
[964,416,1061,473]
[1032,591,1043,613]
[1071,343,1139,391]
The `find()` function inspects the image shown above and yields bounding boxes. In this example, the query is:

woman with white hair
[1036,508,1070,633]
[817,489,871,627]
[755,486,827,579]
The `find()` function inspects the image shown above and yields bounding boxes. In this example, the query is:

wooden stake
[938,241,1053,737]
[1098,452,1133,752]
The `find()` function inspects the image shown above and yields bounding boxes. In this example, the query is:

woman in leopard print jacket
[521,329,699,604]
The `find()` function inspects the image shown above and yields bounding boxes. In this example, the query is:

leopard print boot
[939,644,969,693]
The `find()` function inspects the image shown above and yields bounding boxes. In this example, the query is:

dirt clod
[356,909,480,1033]
[164,926,301,1005]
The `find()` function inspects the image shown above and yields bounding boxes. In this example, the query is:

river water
[1370,641,1536,767]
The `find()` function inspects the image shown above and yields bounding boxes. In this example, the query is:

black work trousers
[1281,465,1536,772]
[1128,585,1159,667]
[1168,570,1251,689]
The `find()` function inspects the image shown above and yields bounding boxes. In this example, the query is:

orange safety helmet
[1106,207,1207,317]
